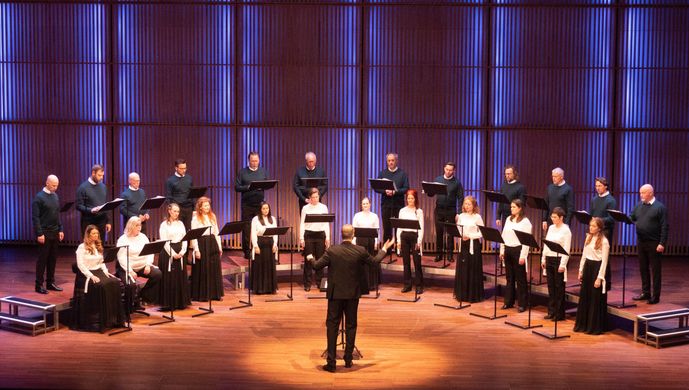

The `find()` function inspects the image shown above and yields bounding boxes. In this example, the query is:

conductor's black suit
[312,241,387,368]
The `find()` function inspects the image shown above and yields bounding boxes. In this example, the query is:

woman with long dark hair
[250,202,278,294]
[396,189,425,294]
[499,199,532,312]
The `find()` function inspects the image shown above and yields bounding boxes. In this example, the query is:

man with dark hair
[430,162,463,261]
[631,184,668,304]
[496,164,527,227]
[120,172,150,234]
[31,175,65,294]
[589,177,617,288]
[374,153,409,251]
[235,151,269,259]
[166,158,194,231]
[76,164,111,241]
[293,151,328,214]
[310,225,393,372]
[543,167,575,230]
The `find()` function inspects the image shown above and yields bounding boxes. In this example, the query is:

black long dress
[251,236,277,294]
[455,238,484,302]
[191,235,224,301]
[159,249,191,310]
[357,236,380,290]
[574,259,607,334]
[71,268,125,332]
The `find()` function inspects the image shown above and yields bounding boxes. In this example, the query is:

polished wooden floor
[1,246,688,389]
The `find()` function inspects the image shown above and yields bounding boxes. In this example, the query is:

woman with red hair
[190,196,224,302]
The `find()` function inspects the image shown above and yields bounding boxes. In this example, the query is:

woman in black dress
[574,217,610,335]
[455,195,484,302]
[250,202,278,294]
[72,225,124,332]
[158,203,191,310]
[190,196,224,301]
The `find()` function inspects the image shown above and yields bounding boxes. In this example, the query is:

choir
[30,156,668,337]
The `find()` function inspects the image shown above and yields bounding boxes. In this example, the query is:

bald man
[120,172,150,234]
[31,175,65,294]
[630,184,668,304]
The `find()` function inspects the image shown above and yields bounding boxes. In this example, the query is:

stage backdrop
[1,1,688,256]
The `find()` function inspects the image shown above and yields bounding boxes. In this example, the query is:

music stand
[139,196,166,211]
[482,190,510,277]
[470,226,507,320]
[301,177,327,193]
[388,218,421,303]
[105,245,146,336]
[179,226,214,318]
[126,241,170,326]
[261,226,293,302]
[355,227,381,299]
[304,213,335,300]
[150,239,184,326]
[60,201,75,213]
[218,221,251,310]
[435,223,471,310]
[506,230,543,330]
[421,181,450,266]
[533,239,571,340]
[526,195,549,285]
[248,180,278,192]
[370,178,398,265]
[95,198,125,213]
[607,209,636,309]
[187,186,208,201]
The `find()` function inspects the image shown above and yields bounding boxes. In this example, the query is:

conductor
[310,225,394,372]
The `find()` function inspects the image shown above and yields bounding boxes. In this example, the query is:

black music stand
[105,245,144,336]
[301,177,328,193]
[388,218,421,303]
[471,226,507,320]
[60,201,75,213]
[526,195,549,285]
[355,227,381,299]
[482,190,511,277]
[304,213,335,300]
[567,211,593,289]
[150,240,185,326]
[533,239,571,340]
[506,230,543,330]
[320,317,363,361]
[180,226,215,318]
[260,226,292,302]
[126,241,167,326]
[187,186,208,201]
[139,196,166,211]
[435,223,471,310]
[95,198,125,213]
[607,209,636,309]
[219,221,251,311]
[370,178,398,265]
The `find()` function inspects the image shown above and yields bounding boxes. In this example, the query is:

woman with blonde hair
[116,216,161,305]
[158,203,191,310]
[455,195,484,302]
[574,217,609,335]
[190,196,224,301]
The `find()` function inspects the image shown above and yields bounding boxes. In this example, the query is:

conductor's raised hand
[381,239,394,252]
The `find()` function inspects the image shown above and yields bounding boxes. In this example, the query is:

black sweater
[293,166,328,202]
[545,182,575,224]
[235,167,268,206]
[432,175,464,211]
[375,168,409,208]
[166,174,194,208]
[589,193,617,233]
[31,190,63,236]
[120,187,147,221]
[631,200,668,245]
[498,181,527,222]
[76,179,109,225]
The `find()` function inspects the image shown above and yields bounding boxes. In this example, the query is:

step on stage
[1,246,688,389]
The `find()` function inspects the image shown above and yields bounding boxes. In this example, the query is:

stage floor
[1,246,688,389]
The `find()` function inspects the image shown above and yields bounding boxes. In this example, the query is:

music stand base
[388,297,420,303]
[192,306,214,317]
[133,310,150,317]
[608,301,637,309]
[505,320,543,330]
[266,294,293,302]
[435,302,471,310]
[532,329,570,340]
[108,326,133,336]
[229,301,253,310]
[470,312,507,320]
[361,290,380,300]
[149,315,175,326]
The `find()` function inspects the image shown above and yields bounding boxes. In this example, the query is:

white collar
[306,166,316,171]
[43,187,52,194]
[388,167,398,173]
[129,185,138,191]
[599,191,610,197]
[88,178,97,185]
[508,180,517,184]
[443,175,453,180]
[557,180,566,187]
[648,197,656,205]
[175,172,184,178]
[248,166,258,172]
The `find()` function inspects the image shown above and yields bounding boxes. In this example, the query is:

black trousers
[36,231,59,285]
[241,203,261,257]
[545,256,565,319]
[116,265,163,305]
[400,231,423,288]
[503,245,527,307]
[638,239,662,299]
[303,231,326,288]
[326,298,359,366]
[381,205,401,246]
[179,206,194,232]
[434,207,456,254]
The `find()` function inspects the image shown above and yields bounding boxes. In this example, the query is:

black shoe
[47,283,63,292]
[648,298,659,304]
[552,316,565,322]
[518,306,526,313]
[304,285,311,292]
[35,285,48,294]
[544,314,553,320]
[401,286,412,293]
[501,304,513,310]
[416,287,424,294]
[322,364,336,373]
[433,255,443,262]
[632,293,650,301]
[344,360,353,368]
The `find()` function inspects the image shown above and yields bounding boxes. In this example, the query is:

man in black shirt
[374,153,409,251]
[630,184,668,304]
[589,177,617,289]
[543,167,575,231]
[430,162,463,261]
[76,164,111,241]
[293,152,327,214]
[120,172,150,234]
[235,151,269,259]
[165,159,194,231]
[31,175,65,294]
[495,164,527,228]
